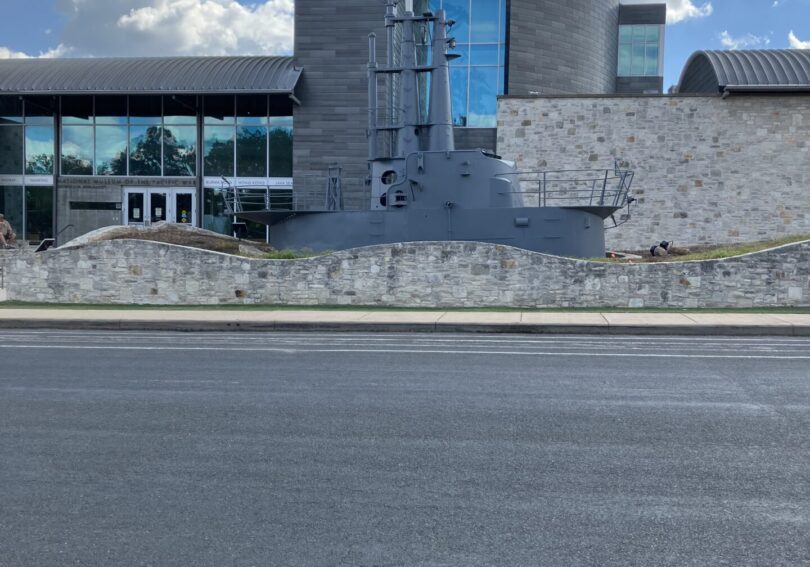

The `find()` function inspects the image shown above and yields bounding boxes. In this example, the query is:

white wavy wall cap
[665,0,714,23]
[117,0,294,55]
[789,31,810,49]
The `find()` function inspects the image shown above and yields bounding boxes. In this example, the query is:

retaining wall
[497,95,810,250]
[1,240,808,308]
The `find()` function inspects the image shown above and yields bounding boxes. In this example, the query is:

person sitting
[0,213,17,249]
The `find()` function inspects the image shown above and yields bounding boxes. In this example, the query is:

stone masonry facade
[497,95,810,250]
[1,240,808,308]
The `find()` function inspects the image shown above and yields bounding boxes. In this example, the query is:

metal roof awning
[0,56,302,95]
[677,49,810,94]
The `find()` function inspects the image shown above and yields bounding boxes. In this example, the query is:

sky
[0,0,807,90]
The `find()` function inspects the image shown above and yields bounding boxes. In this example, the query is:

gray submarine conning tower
[233,0,635,257]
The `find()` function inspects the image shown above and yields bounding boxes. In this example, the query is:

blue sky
[0,0,808,90]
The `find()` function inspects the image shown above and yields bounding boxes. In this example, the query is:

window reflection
[95,125,128,175]
[164,125,196,176]
[25,186,53,241]
[237,126,268,177]
[618,25,662,77]
[269,117,293,177]
[470,0,500,42]
[430,0,505,128]
[450,67,469,126]
[61,126,93,175]
[203,187,232,235]
[129,125,162,176]
[25,126,54,174]
[468,66,497,127]
[204,126,235,177]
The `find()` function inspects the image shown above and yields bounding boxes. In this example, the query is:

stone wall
[497,95,810,250]
[1,240,808,308]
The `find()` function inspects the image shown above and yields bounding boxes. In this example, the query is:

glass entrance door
[123,188,196,227]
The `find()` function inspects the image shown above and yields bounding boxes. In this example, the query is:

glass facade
[202,95,294,237]
[60,95,197,177]
[618,25,662,77]
[0,93,293,242]
[416,0,507,128]
[0,97,54,242]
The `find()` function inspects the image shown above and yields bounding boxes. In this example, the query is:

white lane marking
[5,331,810,347]
[5,330,810,344]
[6,335,809,353]
[1,344,810,360]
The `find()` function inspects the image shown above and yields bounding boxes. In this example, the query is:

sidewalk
[1,308,810,336]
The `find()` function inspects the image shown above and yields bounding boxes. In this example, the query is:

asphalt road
[1,330,809,567]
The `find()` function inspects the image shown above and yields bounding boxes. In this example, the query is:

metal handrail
[500,164,634,209]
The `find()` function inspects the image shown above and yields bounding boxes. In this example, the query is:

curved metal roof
[0,56,301,95]
[677,49,810,94]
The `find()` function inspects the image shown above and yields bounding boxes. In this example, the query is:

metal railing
[223,175,371,216]
[499,162,634,210]
[223,162,634,216]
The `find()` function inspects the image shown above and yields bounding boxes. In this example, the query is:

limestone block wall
[497,95,810,250]
[1,240,808,308]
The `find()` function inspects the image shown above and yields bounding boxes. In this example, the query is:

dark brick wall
[508,0,620,96]
[293,1,386,205]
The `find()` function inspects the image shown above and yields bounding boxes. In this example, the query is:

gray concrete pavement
[1,330,809,566]
[1,307,810,335]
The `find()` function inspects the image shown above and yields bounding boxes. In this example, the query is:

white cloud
[116,0,294,56]
[1,0,295,59]
[788,31,810,49]
[666,0,714,23]
[623,0,714,24]
[719,31,771,50]
[0,46,31,59]
[0,44,71,59]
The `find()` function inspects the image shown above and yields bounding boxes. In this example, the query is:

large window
[0,97,55,243]
[0,185,53,243]
[417,0,507,128]
[202,95,294,238]
[618,25,662,77]
[203,95,293,178]
[60,95,198,177]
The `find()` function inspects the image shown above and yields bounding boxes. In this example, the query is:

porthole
[381,170,397,185]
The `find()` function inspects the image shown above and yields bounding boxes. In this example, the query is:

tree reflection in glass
[26,126,56,175]
[164,125,196,176]
[204,126,234,177]
[236,126,267,177]
[268,119,293,177]
[129,125,162,176]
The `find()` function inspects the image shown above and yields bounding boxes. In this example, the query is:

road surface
[1,330,809,566]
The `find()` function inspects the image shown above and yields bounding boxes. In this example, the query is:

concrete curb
[0,317,808,336]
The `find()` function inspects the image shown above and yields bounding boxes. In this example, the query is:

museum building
[1,0,666,245]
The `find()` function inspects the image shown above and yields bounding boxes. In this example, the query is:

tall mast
[427,9,455,152]
[396,8,421,157]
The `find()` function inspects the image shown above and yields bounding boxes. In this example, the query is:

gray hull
[241,207,606,258]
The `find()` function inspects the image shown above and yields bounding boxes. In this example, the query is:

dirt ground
[70,224,275,256]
